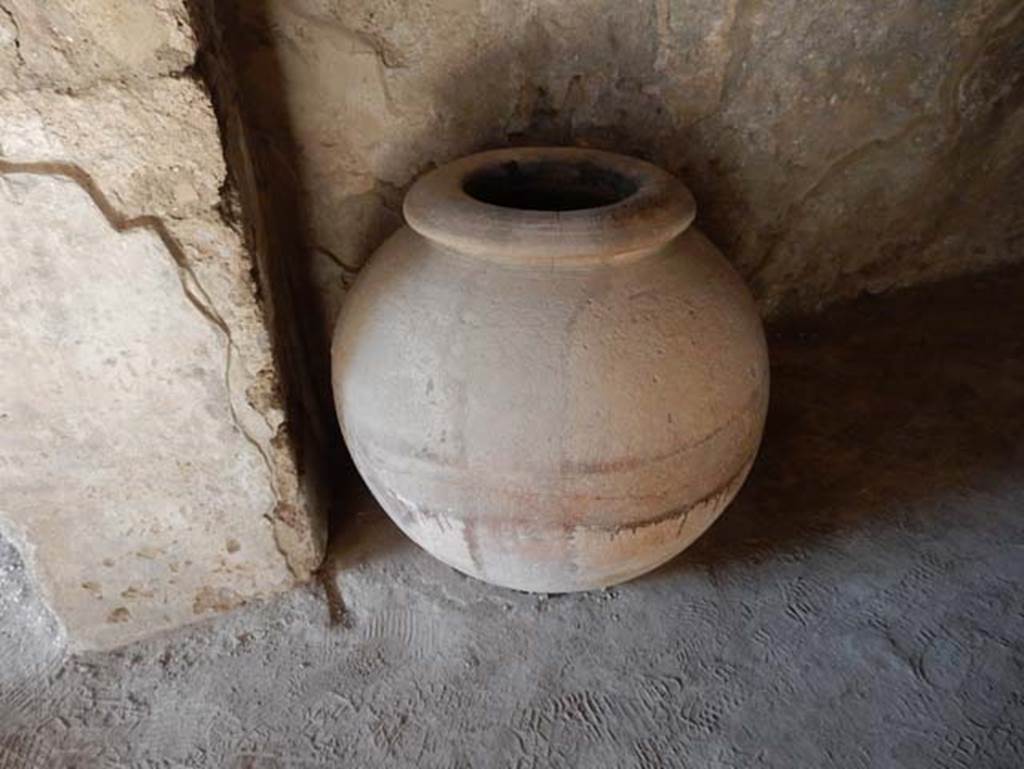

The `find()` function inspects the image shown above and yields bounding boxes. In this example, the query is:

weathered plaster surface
[1,266,1023,765]
[219,0,1024,333]
[0,0,325,649]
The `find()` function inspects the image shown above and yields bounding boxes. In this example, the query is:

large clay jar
[332,147,768,592]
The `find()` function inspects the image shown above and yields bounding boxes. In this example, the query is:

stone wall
[0,0,325,649]
[218,0,1024,335]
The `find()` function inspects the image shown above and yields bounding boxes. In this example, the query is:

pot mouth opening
[403,147,697,266]
[462,160,639,212]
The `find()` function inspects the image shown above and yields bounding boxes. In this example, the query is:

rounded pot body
[332,147,769,592]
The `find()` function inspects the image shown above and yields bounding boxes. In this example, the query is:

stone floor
[2,267,1023,768]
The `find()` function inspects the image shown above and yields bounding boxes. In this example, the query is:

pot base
[359,450,757,593]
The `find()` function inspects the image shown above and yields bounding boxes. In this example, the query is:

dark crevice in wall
[184,0,346,564]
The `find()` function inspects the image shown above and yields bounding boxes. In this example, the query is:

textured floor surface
[2,267,1023,768]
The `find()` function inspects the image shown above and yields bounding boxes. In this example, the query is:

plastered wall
[217,0,1023,335]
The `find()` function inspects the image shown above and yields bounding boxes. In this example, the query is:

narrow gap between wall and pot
[184,0,350,586]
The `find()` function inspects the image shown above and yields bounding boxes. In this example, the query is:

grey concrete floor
[2,267,1024,768]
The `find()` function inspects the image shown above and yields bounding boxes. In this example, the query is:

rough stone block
[0,0,325,650]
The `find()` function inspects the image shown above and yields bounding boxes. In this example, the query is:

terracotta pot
[332,147,769,592]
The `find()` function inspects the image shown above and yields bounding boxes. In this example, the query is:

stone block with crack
[0,0,325,650]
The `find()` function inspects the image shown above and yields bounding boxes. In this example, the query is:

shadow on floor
[667,264,1024,574]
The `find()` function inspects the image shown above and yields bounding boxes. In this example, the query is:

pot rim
[403,147,696,265]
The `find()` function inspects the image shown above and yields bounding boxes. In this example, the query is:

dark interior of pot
[463,160,638,211]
